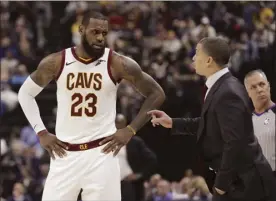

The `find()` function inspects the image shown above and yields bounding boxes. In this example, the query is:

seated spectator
[0,86,18,113]
[189,176,212,201]
[147,180,172,201]
[20,125,44,158]
[144,174,163,200]
[0,49,19,74]
[191,16,216,41]
[1,70,18,113]
[0,138,8,156]
[10,64,29,87]
[6,183,32,201]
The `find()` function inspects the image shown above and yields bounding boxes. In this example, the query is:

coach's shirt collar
[206,67,229,90]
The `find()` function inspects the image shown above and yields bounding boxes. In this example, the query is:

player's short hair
[81,11,107,26]
[199,37,231,67]
[244,69,268,84]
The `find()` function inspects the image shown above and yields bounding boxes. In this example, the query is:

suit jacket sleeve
[171,117,201,136]
[214,93,247,191]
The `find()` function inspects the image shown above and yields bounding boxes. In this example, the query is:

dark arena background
[1,1,275,201]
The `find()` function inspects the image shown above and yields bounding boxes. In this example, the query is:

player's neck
[254,100,274,114]
[75,45,93,60]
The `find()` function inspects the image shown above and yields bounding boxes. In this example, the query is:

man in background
[116,114,157,201]
[244,69,276,176]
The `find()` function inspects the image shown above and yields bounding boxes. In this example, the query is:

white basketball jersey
[55,47,118,143]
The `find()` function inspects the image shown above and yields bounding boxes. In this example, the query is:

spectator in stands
[6,183,32,201]
[150,54,169,85]
[184,169,193,178]
[147,180,172,201]
[10,64,29,88]
[27,161,49,201]
[0,138,8,156]
[162,30,182,54]
[1,140,27,182]
[20,125,44,158]
[191,16,216,41]
[190,176,212,201]
[144,174,162,200]
[1,49,19,73]
[0,81,18,114]
[0,50,18,115]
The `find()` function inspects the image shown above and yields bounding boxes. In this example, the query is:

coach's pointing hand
[147,110,172,128]
[99,127,134,156]
[38,130,68,159]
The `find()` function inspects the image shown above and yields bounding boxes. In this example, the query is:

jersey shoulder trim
[55,49,66,81]
[107,49,116,85]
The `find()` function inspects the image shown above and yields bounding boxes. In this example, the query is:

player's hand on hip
[99,127,134,156]
[147,110,172,128]
[38,132,68,159]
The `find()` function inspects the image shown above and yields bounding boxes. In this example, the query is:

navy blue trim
[271,105,276,114]
[253,103,276,116]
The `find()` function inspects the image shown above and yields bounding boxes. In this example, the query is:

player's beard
[81,34,105,59]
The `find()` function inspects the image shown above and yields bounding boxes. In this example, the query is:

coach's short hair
[81,11,107,26]
[199,37,231,67]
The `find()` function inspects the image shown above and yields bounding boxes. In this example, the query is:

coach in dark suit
[148,37,276,201]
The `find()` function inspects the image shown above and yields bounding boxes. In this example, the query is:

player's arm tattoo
[30,52,62,87]
[112,52,166,132]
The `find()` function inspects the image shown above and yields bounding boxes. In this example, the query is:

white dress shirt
[205,68,229,99]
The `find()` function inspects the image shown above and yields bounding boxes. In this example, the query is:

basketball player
[18,11,165,201]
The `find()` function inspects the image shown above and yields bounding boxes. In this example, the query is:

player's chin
[92,47,105,55]
[92,44,104,50]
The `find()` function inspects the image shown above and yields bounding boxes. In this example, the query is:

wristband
[127,125,136,135]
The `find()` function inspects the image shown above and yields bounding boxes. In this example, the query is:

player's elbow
[18,83,30,109]
[154,86,166,106]
[18,84,25,104]
[18,77,42,105]
[158,88,166,103]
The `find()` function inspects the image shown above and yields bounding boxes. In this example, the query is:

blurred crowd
[0,1,275,201]
[144,170,212,201]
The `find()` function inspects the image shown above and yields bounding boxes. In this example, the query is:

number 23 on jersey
[71,93,97,117]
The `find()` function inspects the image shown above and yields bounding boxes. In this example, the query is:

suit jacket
[171,72,276,200]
